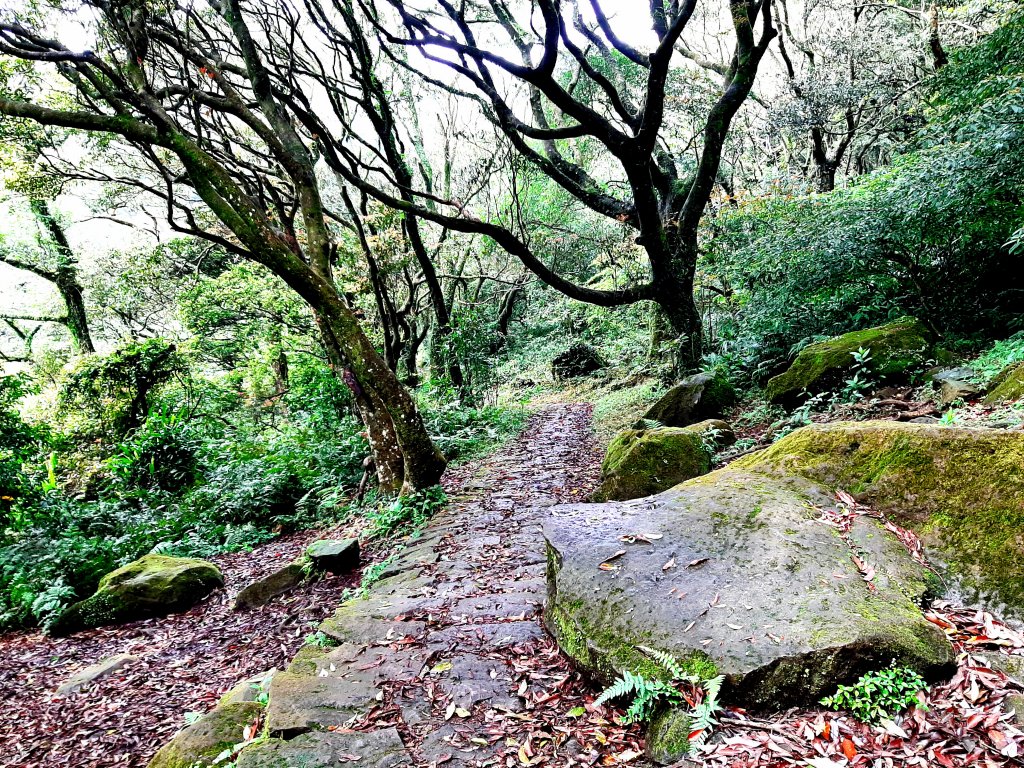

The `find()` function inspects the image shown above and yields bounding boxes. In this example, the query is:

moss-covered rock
[594,421,730,501]
[765,317,931,405]
[544,468,953,714]
[233,560,305,611]
[551,343,605,381]
[50,554,223,636]
[645,708,693,764]
[736,421,1024,619]
[643,371,737,427]
[984,362,1024,404]
[148,685,262,768]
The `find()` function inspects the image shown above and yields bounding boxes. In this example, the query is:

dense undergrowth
[0,341,524,631]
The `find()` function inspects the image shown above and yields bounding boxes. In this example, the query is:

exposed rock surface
[765,317,931,405]
[545,468,953,721]
[236,728,412,768]
[50,554,223,636]
[551,343,605,381]
[594,420,732,501]
[306,538,360,574]
[55,653,137,697]
[984,362,1024,404]
[232,560,305,611]
[735,421,1024,620]
[642,372,736,427]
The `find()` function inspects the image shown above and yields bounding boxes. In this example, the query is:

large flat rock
[543,468,953,711]
[735,421,1024,620]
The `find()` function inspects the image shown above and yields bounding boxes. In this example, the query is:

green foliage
[973,332,1024,384]
[58,339,185,437]
[366,485,446,539]
[821,666,927,723]
[595,670,680,725]
[705,8,1024,384]
[107,408,199,493]
[421,402,527,463]
[596,646,724,751]
[0,375,44,524]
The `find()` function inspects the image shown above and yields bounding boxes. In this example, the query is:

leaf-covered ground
[0,530,359,767]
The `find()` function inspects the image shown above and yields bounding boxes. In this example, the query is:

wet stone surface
[240,405,604,768]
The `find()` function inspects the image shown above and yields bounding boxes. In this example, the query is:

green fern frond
[595,671,642,707]
[638,645,696,682]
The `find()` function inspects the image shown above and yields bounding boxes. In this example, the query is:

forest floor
[3,403,1024,768]
[0,528,360,767]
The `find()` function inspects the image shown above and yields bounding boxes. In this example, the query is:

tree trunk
[31,199,95,354]
[816,162,837,193]
[308,291,445,494]
[651,236,704,374]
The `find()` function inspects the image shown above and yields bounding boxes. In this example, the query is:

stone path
[233,404,607,768]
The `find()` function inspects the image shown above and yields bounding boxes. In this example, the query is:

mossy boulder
[552,343,606,381]
[984,362,1024,404]
[765,317,931,406]
[233,559,305,611]
[50,554,223,636]
[595,420,731,501]
[735,421,1024,620]
[545,467,953,725]
[147,676,265,768]
[642,371,737,427]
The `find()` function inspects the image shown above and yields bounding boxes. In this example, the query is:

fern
[639,645,697,683]
[688,675,725,751]
[596,649,725,751]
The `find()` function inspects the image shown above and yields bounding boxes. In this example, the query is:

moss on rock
[765,317,931,405]
[643,371,737,427]
[50,554,223,636]
[984,362,1024,404]
[645,708,693,764]
[737,421,1024,618]
[147,700,262,768]
[594,424,716,502]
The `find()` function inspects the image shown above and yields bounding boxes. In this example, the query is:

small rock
[643,372,736,428]
[233,560,306,611]
[928,367,976,384]
[55,653,137,697]
[937,378,980,407]
[551,343,605,381]
[646,708,694,764]
[237,728,412,768]
[909,416,941,424]
[306,538,360,574]
[1005,693,1024,726]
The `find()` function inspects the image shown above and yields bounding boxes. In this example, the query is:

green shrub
[107,408,200,493]
[821,666,927,723]
[366,485,446,539]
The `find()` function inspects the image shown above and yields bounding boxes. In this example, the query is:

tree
[0,1,444,492]
[293,0,777,370]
